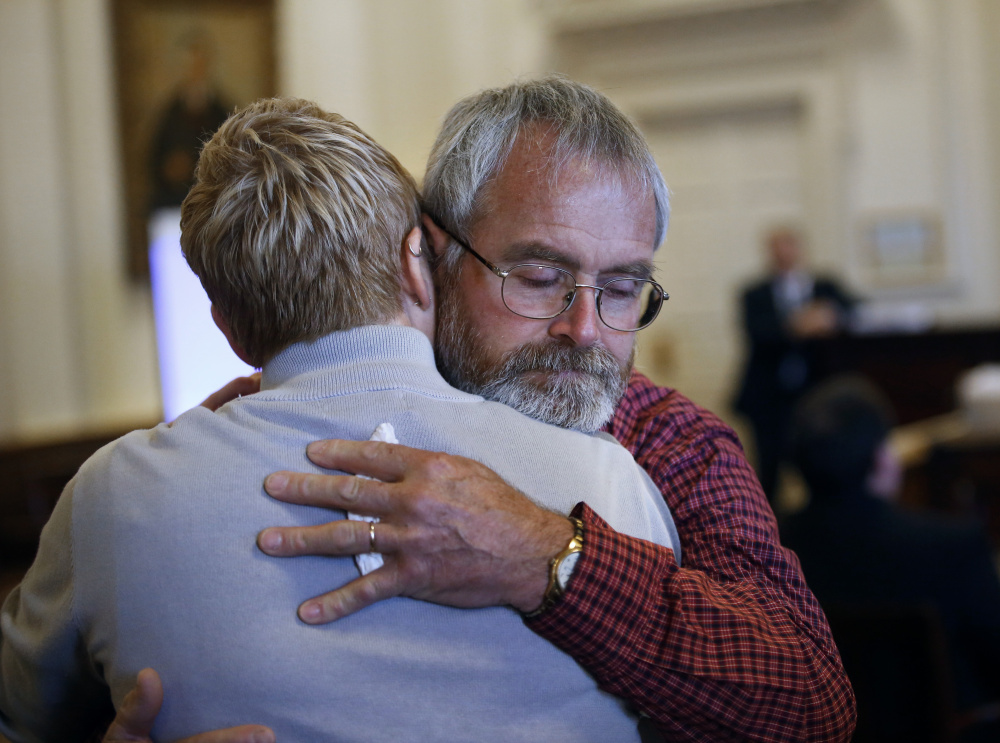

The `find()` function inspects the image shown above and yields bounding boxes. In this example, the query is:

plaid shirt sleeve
[524,372,856,742]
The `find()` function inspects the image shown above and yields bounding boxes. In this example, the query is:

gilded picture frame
[113,0,276,278]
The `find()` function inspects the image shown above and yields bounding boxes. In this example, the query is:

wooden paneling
[811,326,1000,425]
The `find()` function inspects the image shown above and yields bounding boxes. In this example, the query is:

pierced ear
[400,226,434,313]
[406,229,422,257]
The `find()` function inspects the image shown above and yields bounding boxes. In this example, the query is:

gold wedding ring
[369,521,377,553]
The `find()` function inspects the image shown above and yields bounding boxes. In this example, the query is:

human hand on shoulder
[104,668,274,743]
[257,439,576,622]
[198,373,261,412]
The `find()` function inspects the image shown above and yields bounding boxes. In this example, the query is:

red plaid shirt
[525,372,856,742]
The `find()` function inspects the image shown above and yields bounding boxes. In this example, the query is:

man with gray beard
[255,77,855,741]
[433,249,632,432]
[109,77,855,742]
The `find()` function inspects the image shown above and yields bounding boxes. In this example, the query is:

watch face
[556,550,581,590]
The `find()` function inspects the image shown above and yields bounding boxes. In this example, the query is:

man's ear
[211,305,255,367]
[420,213,450,262]
[399,226,434,315]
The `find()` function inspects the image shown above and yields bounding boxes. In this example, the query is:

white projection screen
[148,209,256,421]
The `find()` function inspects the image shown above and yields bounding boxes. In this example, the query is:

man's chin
[433,283,631,431]
[481,371,621,433]
[525,368,587,385]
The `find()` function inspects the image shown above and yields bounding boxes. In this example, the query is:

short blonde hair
[181,97,421,366]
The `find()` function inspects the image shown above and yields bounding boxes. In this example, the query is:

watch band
[522,517,585,618]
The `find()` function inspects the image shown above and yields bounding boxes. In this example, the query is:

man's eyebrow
[603,260,655,280]
[499,242,577,268]
[498,242,656,279]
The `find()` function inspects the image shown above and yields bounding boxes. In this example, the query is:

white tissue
[350,422,398,575]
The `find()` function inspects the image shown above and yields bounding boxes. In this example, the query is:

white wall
[0,0,162,442]
[1,0,999,443]
[0,1,81,439]
[840,0,1000,323]
[278,0,546,176]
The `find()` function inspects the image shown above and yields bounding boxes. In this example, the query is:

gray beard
[434,279,632,433]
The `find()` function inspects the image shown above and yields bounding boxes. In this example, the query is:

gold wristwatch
[523,517,584,618]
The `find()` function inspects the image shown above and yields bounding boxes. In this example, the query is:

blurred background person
[733,225,854,504]
[782,375,1000,743]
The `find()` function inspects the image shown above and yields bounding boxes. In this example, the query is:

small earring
[414,299,422,308]
[408,243,422,257]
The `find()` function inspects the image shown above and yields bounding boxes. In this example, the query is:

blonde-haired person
[181,97,420,366]
[0,98,677,741]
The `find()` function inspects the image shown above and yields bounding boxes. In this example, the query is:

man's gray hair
[181,97,421,366]
[423,75,669,269]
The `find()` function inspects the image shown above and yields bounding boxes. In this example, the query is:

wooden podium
[809,325,1000,425]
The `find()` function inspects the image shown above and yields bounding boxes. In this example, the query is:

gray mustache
[501,345,619,376]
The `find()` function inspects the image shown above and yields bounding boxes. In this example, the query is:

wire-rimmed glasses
[434,222,668,332]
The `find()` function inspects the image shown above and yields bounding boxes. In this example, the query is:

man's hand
[789,300,840,338]
[199,374,261,412]
[258,439,574,623]
[104,668,274,743]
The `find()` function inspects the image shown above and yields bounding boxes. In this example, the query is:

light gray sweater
[0,325,677,742]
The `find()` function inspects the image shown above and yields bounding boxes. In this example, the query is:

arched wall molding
[608,68,847,273]
[542,1,894,273]
[541,0,858,33]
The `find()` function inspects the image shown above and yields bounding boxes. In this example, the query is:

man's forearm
[532,376,856,742]
[525,502,855,742]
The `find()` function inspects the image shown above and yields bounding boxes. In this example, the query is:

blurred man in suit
[733,226,854,502]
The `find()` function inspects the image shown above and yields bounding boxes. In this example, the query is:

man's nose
[548,288,603,347]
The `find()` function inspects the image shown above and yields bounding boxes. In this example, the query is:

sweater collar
[258,325,467,401]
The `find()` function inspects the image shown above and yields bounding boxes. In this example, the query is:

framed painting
[113,0,276,278]
[857,210,947,291]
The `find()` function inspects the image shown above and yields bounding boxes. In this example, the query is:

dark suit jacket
[733,276,853,418]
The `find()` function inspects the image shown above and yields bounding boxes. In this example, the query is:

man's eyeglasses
[433,222,668,332]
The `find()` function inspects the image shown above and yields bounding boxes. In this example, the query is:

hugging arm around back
[265,371,856,742]
[63,371,852,742]
[526,373,855,742]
